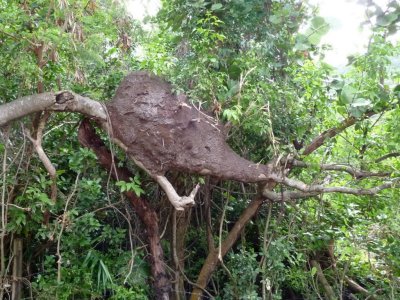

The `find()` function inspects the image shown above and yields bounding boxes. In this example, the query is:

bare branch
[263,177,400,201]
[375,152,400,163]
[302,111,377,156]
[155,175,200,211]
[24,112,57,201]
[0,91,107,127]
[291,159,391,179]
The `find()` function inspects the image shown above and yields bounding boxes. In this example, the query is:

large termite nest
[106,71,272,182]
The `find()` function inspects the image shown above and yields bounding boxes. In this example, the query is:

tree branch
[24,112,57,201]
[375,152,400,163]
[291,159,391,179]
[310,260,336,300]
[155,175,200,210]
[302,111,378,156]
[263,177,400,201]
[77,119,171,298]
[0,91,107,127]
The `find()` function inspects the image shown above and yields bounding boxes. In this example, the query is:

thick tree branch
[190,195,266,299]
[0,92,201,211]
[0,91,107,126]
[291,159,391,179]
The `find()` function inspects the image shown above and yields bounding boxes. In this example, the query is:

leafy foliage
[1,0,400,299]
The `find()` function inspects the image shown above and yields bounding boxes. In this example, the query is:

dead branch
[263,177,400,201]
[24,112,57,201]
[290,159,391,179]
[156,176,200,211]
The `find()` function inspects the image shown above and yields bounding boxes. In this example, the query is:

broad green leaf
[339,84,357,105]
[330,79,344,90]
[306,16,330,45]
[211,3,223,11]
[294,34,310,51]
[376,12,398,27]
[351,98,371,107]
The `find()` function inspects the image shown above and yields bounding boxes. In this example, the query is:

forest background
[0,0,400,299]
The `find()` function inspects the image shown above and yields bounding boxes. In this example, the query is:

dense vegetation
[0,0,399,299]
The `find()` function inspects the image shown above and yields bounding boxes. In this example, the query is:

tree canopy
[0,0,400,299]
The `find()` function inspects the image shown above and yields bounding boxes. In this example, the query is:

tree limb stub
[156,175,200,210]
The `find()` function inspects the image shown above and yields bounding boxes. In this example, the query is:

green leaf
[330,79,344,90]
[351,98,371,107]
[211,3,223,11]
[294,34,310,51]
[349,98,371,118]
[306,16,330,45]
[311,267,317,277]
[376,12,398,27]
[339,84,357,105]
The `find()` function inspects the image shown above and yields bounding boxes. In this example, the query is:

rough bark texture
[78,119,170,300]
[106,71,272,182]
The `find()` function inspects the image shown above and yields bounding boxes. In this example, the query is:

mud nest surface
[106,71,270,182]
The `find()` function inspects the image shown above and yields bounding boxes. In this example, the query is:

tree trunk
[172,210,190,300]
[78,119,171,299]
[310,260,336,300]
[190,196,265,299]
[11,238,23,300]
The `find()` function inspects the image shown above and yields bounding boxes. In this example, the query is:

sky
[125,0,395,68]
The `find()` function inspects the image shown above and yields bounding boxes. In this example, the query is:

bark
[204,178,215,253]
[344,276,377,300]
[78,119,170,300]
[262,177,400,201]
